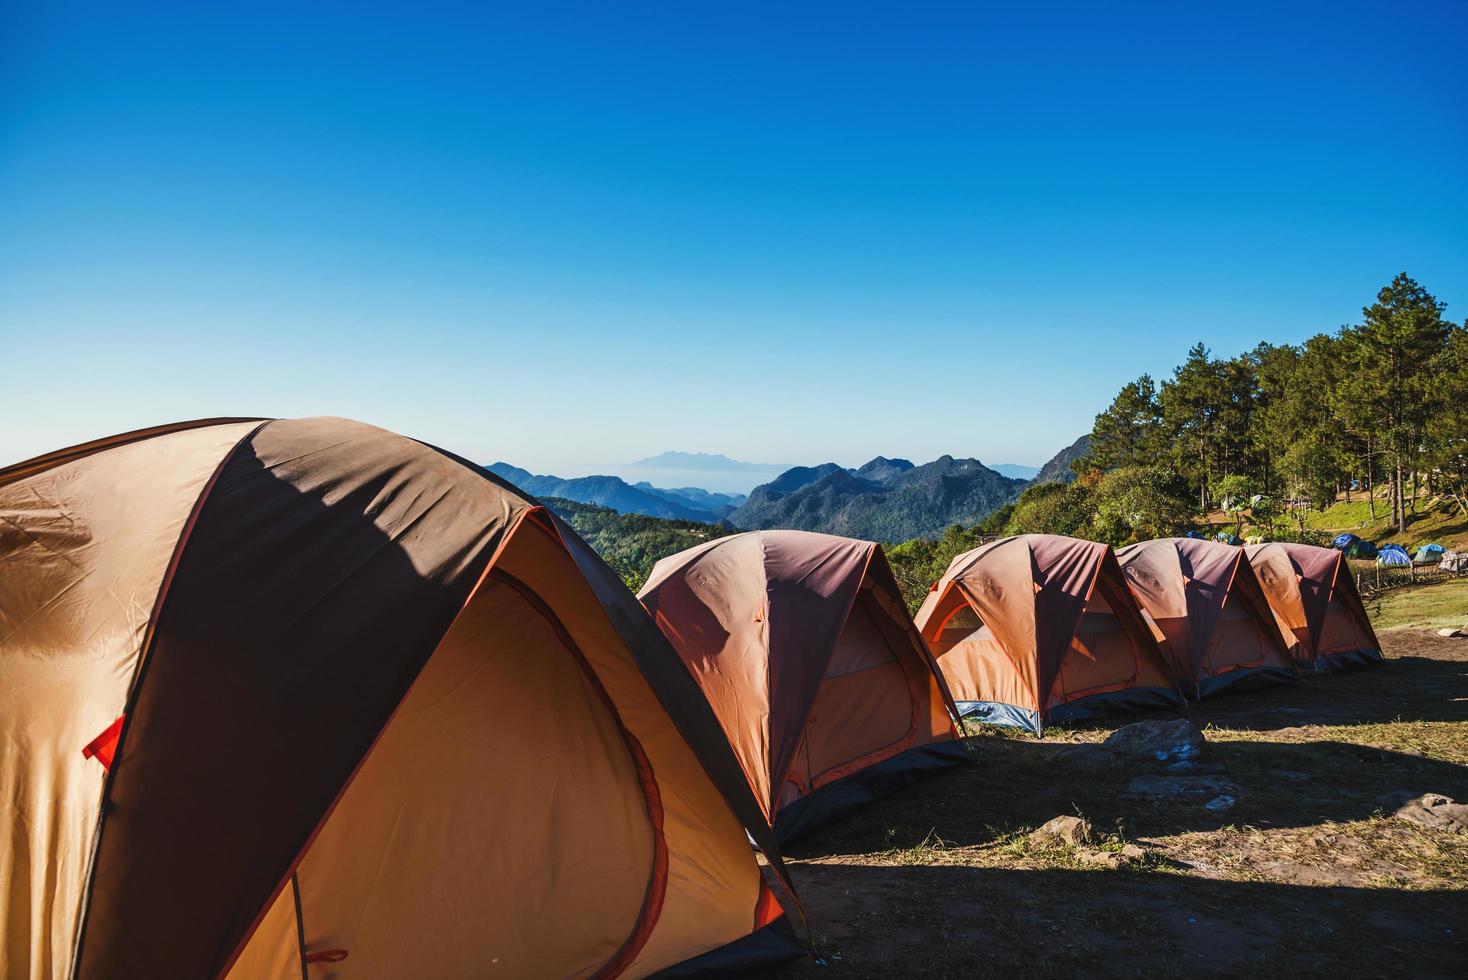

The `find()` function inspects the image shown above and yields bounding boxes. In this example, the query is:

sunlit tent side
[0,417,800,980]
[638,530,968,845]
[914,534,1182,736]
[1116,537,1298,700]
[1244,542,1383,671]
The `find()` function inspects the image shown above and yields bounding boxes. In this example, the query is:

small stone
[1030,815,1093,847]
[1119,843,1147,861]
[1393,793,1468,833]
[1077,848,1124,869]
[1204,794,1238,812]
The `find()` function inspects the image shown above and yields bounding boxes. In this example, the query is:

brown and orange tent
[1244,542,1382,670]
[914,534,1182,735]
[1117,537,1297,699]
[637,531,967,844]
[0,417,801,980]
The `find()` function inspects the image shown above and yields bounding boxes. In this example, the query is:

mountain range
[489,434,1086,542]
[727,455,1028,541]
[484,463,746,521]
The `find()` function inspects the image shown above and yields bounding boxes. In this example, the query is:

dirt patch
[770,629,1468,977]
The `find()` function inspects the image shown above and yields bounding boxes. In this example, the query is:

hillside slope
[542,497,731,589]
[1034,434,1090,485]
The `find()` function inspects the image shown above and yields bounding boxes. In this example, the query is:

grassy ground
[770,581,1468,978]
[1365,578,1468,632]
[1302,494,1468,551]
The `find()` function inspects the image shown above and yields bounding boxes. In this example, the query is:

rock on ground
[1102,719,1204,765]
[1380,792,1468,833]
[1030,815,1093,847]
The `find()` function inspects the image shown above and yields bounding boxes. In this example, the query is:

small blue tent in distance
[1377,544,1412,567]
[1415,543,1445,562]
[1333,533,1359,551]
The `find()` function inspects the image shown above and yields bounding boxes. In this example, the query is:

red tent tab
[83,714,126,771]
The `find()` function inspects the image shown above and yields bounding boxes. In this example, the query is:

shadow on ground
[783,732,1468,856]
[773,863,1468,979]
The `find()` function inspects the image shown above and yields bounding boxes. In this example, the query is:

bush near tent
[0,417,801,980]
[1117,538,1297,700]
[1244,542,1383,671]
[914,534,1182,736]
[639,530,968,845]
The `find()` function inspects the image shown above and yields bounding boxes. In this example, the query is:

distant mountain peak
[631,451,780,471]
[1034,434,1090,485]
[730,455,1025,542]
[852,456,915,484]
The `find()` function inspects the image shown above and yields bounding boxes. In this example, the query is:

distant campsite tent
[1244,542,1383,671]
[1442,550,1468,573]
[1117,538,1297,699]
[1415,543,1445,563]
[914,534,1182,735]
[1377,544,1412,567]
[1353,540,1379,559]
[638,530,967,844]
[0,417,799,980]
[1333,533,1360,552]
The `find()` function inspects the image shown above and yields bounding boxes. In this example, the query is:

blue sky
[3,1,1465,479]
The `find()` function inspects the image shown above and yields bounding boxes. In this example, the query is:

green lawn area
[1365,577,1468,632]
[1300,495,1468,551]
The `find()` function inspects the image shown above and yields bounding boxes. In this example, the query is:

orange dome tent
[914,534,1181,735]
[1117,537,1297,699]
[1244,542,1382,671]
[638,531,967,844]
[0,417,800,980]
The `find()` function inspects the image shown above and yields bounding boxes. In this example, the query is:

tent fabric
[1377,544,1412,567]
[1415,543,1445,562]
[1333,533,1360,551]
[913,534,1182,735]
[638,530,965,844]
[1117,538,1297,700]
[1244,542,1383,671]
[0,417,800,980]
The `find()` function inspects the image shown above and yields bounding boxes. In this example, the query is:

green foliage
[1088,466,1196,545]
[1070,272,1466,536]
[544,497,731,591]
[886,523,994,613]
[1005,479,1095,537]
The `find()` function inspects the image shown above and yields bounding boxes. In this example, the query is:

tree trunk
[1366,438,1376,521]
[1395,457,1406,533]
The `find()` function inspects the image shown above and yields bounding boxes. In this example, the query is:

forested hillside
[544,497,731,590]
[1033,434,1089,485]
[879,273,1468,608]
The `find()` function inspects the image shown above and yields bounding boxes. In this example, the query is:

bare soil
[770,627,1468,978]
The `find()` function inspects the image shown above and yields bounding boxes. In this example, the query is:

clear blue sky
[3,1,1465,476]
